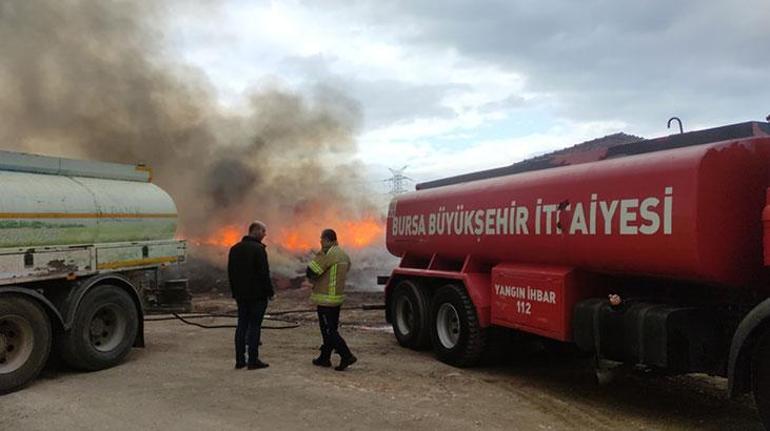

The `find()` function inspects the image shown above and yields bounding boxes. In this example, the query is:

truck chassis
[0,239,188,393]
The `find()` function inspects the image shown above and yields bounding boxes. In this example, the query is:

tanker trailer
[0,150,188,394]
[381,120,770,427]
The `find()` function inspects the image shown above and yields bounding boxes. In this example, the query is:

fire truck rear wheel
[0,295,51,394]
[391,280,432,350]
[430,284,486,367]
[752,329,770,428]
[57,285,138,371]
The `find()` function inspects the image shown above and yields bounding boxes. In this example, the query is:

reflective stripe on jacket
[307,244,351,306]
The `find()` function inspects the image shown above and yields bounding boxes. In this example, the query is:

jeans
[235,299,268,365]
[317,305,353,359]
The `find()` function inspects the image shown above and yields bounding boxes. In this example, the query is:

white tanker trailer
[0,150,188,393]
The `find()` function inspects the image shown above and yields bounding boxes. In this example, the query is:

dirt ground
[0,291,764,431]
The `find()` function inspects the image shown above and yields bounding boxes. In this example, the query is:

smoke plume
[0,0,392,284]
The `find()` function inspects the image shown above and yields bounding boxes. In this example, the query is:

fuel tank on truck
[387,124,770,287]
[0,150,178,248]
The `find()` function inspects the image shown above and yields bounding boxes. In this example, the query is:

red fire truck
[382,120,770,427]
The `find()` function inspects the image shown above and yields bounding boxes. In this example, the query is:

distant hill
[518,132,644,166]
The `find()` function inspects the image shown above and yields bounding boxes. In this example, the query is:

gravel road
[0,292,764,430]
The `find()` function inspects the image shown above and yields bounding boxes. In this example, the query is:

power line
[384,165,414,195]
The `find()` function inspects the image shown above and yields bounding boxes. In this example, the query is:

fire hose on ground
[144,303,387,330]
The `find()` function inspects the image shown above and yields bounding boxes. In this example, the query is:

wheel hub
[90,318,106,337]
[436,303,461,349]
[0,315,34,373]
[88,305,126,352]
[395,296,414,336]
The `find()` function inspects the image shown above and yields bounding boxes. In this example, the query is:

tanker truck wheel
[57,285,138,371]
[0,295,52,394]
[752,330,770,428]
[430,284,486,367]
[390,280,432,350]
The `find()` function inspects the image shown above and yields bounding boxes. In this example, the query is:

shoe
[247,359,269,370]
[334,355,357,371]
[312,357,332,367]
[235,363,246,370]
[313,346,332,367]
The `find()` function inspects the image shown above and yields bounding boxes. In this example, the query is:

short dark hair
[321,228,337,242]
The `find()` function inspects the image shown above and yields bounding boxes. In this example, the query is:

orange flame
[273,216,384,252]
[343,218,383,248]
[194,225,242,248]
[191,216,384,252]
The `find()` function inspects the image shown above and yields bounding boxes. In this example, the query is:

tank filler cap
[667,117,684,134]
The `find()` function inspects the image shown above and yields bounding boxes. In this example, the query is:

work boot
[247,359,269,370]
[235,362,246,370]
[313,346,332,367]
[334,354,357,371]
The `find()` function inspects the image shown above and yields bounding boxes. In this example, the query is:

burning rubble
[186,215,392,294]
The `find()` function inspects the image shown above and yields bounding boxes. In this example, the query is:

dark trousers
[235,299,268,365]
[317,305,353,359]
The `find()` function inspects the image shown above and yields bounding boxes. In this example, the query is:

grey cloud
[308,0,770,133]
[347,79,463,128]
[479,94,526,114]
[282,55,464,128]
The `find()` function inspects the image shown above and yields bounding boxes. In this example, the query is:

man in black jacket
[228,221,274,370]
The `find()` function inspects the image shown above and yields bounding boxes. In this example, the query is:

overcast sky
[170,0,770,190]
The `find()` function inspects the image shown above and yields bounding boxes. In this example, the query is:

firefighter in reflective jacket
[306,228,357,371]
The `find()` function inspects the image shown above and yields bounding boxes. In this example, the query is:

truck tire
[753,329,770,428]
[430,284,486,367]
[0,295,52,394]
[57,285,138,371]
[391,280,432,350]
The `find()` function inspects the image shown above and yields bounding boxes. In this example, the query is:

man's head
[320,228,337,251]
[248,221,267,241]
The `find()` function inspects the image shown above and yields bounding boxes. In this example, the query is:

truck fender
[728,297,770,397]
[63,273,145,348]
[383,275,401,323]
[0,286,66,330]
[384,269,491,328]
[462,273,491,327]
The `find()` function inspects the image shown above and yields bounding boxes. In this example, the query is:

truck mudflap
[573,298,726,374]
[728,297,770,397]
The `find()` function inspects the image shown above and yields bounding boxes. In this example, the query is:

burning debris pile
[0,0,394,290]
